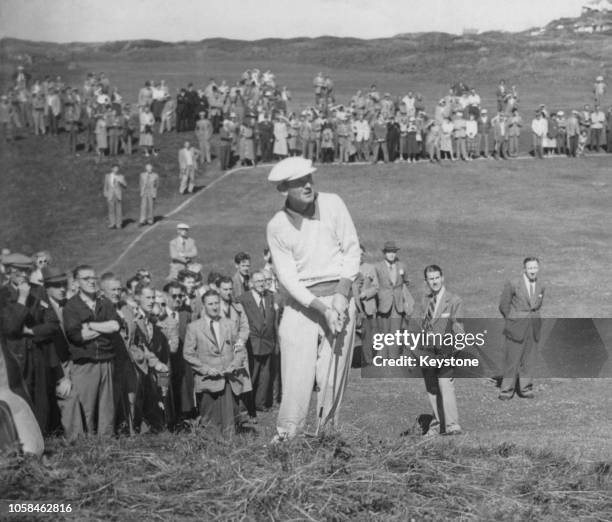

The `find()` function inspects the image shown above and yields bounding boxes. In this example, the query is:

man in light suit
[182,290,251,434]
[139,163,159,226]
[103,164,127,229]
[374,241,414,359]
[178,141,200,194]
[239,271,276,415]
[168,223,198,280]
[498,257,545,400]
[353,245,379,366]
[419,264,464,436]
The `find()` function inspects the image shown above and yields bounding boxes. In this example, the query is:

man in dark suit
[374,241,414,359]
[162,281,194,420]
[498,257,545,400]
[232,252,251,300]
[419,264,464,436]
[353,245,379,366]
[239,271,276,414]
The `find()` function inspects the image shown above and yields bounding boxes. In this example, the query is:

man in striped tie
[419,264,464,436]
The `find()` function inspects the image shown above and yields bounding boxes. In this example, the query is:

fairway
[104,157,612,318]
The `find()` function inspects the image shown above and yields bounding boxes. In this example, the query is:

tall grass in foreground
[2,427,611,521]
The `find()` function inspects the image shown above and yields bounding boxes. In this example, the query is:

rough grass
[2,428,611,521]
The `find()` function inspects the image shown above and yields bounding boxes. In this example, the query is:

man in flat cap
[266,157,360,441]
[0,253,37,376]
[168,223,198,280]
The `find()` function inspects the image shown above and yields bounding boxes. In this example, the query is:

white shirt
[353,119,370,141]
[466,120,478,138]
[468,94,481,106]
[591,111,605,129]
[267,192,360,308]
[251,290,267,312]
[523,274,536,299]
[531,118,548,137]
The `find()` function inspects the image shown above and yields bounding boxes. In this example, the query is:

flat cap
[268,157,316,183]
[42,266,67,284]
[177,223,190,229]
[2,253,32,269]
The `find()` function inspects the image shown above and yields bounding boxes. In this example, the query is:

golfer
[266,157,360,441]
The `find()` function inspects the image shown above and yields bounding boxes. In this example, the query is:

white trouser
[276,295,356,438]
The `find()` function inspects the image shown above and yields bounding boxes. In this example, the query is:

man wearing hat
[0,254,37,375]
[168,223,198,280]
[266,156,360,441]
[374,241,414,359]
[30,267,81,437]
[0,257,73,436]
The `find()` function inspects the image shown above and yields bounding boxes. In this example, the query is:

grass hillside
[2,16,612,87]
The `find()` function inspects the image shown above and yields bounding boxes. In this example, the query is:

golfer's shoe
[270,432,289,445]
[443,424,463,436]
[423,421,440,438]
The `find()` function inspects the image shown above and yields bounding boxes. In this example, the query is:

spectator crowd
[2,65,611,167]
[0,236,283,438]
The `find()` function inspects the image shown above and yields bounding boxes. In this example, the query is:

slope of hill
[1,13,611,84]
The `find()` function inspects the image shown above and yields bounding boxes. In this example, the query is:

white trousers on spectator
[276,295,356,438]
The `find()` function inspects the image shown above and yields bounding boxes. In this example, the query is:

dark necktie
[243,275,250,292]
[423,293,437,331]
[259,296,266,319]
[210,319,219,348]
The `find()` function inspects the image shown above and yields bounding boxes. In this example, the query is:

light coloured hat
[2,253,32,269]
[268,157,316,183]
[177,223,190,230]
[596,75,604,81]
[557,110,564,116]
[481,108,488,113]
